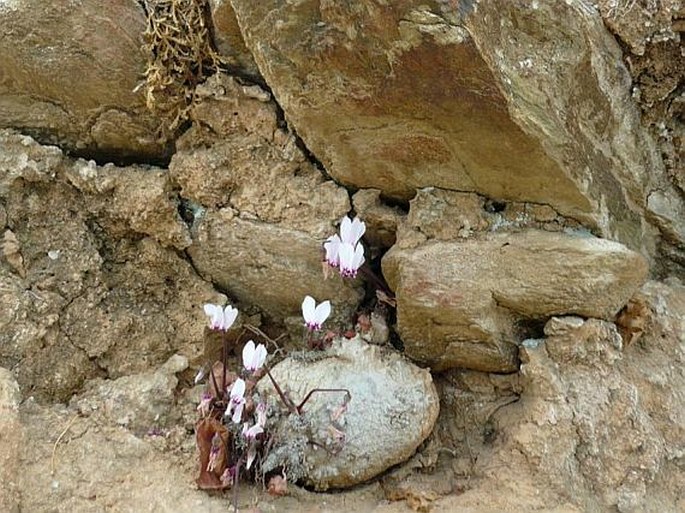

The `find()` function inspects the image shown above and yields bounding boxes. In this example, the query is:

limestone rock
[352,188,404,249]
[188,209,363,322]
[176,74,361,321]
[209,0,260,77]
[71,355,188,435]
[258,337,439,490]
[0,368,22,513]
[0,0,163,159]
[383,229,648,372]
[172,74,350,237]
[227,0,670,254]
[0,131,216,400]
[65,160,191,250]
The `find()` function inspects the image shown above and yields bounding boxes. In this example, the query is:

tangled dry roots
[141,0,222,138]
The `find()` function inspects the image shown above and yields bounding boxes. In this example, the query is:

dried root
[140,0,223,138]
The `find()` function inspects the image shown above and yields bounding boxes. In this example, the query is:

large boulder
[383,229,648,372]
[0,0,163,159]
[227,0,673,255]
[258,337,440,490]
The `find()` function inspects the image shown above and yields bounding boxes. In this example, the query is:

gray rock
[258,337,439,490]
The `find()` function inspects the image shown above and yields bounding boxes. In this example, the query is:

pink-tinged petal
[223,305,239,330]
[242,340,256,370]
[231,402,244,424]
[302,295,316,324]
[314,300,331,325]
[323,235,341,267]
[256,402,268,427]
[253,344,267,370]
[242,423,264,440]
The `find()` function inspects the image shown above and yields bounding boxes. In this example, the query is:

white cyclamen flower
[203,303,239,332]
[340,216,366,246]
[323,234,342,268]
[242,422,264,440]
[302,295,331,331]
[338,242,365,278]
[256,402,268,428]
[226,378,246,424]
[242,340,267,373]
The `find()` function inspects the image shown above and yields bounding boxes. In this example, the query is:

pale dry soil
[18,398,476,513]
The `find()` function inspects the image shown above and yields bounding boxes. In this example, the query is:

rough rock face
[383,228,648,372]
[71,355,188,435]
[0,0,163,159]
[259,337,440,490]
[209,0,260,77]
[175,74,363,320]
[0,368,22,513]
[0,130,216,401]
[227,0,675,256]
[422,280,685,513]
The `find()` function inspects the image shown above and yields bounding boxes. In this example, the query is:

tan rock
[227,0,670,255]
[0,131,216,400]
[0,0,163,158]
[0,368,22,513]
[383,230,648,372]
[209,0,260,76]
[188,209,363,322]
[351,188,404,249]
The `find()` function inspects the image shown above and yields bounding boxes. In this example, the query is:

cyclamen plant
[324,216,366,278]
[196,299,350,509]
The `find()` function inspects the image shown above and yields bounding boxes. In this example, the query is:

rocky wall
[0,0,684,512]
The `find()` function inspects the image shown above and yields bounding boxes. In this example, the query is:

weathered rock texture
[227,0,680,260]
[176,74,363,321]
[0,368,22,513]
[0,0,164,159]
[0,130,215,401]
[71,354,188,435]
[384,227,648,372]
[259,337,440,490]
[421,279,685,512]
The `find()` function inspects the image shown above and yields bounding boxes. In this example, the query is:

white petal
[324,235,341,265]
[223,305,239,330]
[203,303,222,328]
[350,217,366,245]
[314,300,331,325]
[231,378,246,399]
[302,295,316,322]
[352,243,365,269]
[339,216,352,243]
[338,242,354,270]
[246,444,257,469]
[254,344,267,369]
[242,341,256,370]
[232,402,244,424]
